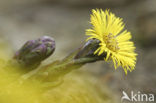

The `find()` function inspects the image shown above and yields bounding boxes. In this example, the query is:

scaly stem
[21,49,102,83]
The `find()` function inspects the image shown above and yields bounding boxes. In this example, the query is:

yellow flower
[86,9,137,74]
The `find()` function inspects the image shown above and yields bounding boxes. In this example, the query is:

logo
[121,91,155,102]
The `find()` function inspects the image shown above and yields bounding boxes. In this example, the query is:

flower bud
[14,36,55,68]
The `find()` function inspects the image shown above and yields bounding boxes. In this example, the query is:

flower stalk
[20,40,106,83]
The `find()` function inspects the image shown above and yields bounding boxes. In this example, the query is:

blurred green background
[0,0,155,102]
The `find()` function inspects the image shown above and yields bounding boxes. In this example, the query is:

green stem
[21,49,101,82]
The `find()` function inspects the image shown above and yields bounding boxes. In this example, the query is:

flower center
[104,33,120,52]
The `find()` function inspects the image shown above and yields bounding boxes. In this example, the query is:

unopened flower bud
[14,36,55,68]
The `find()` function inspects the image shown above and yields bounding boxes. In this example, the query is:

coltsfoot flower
[86,9,137,74]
